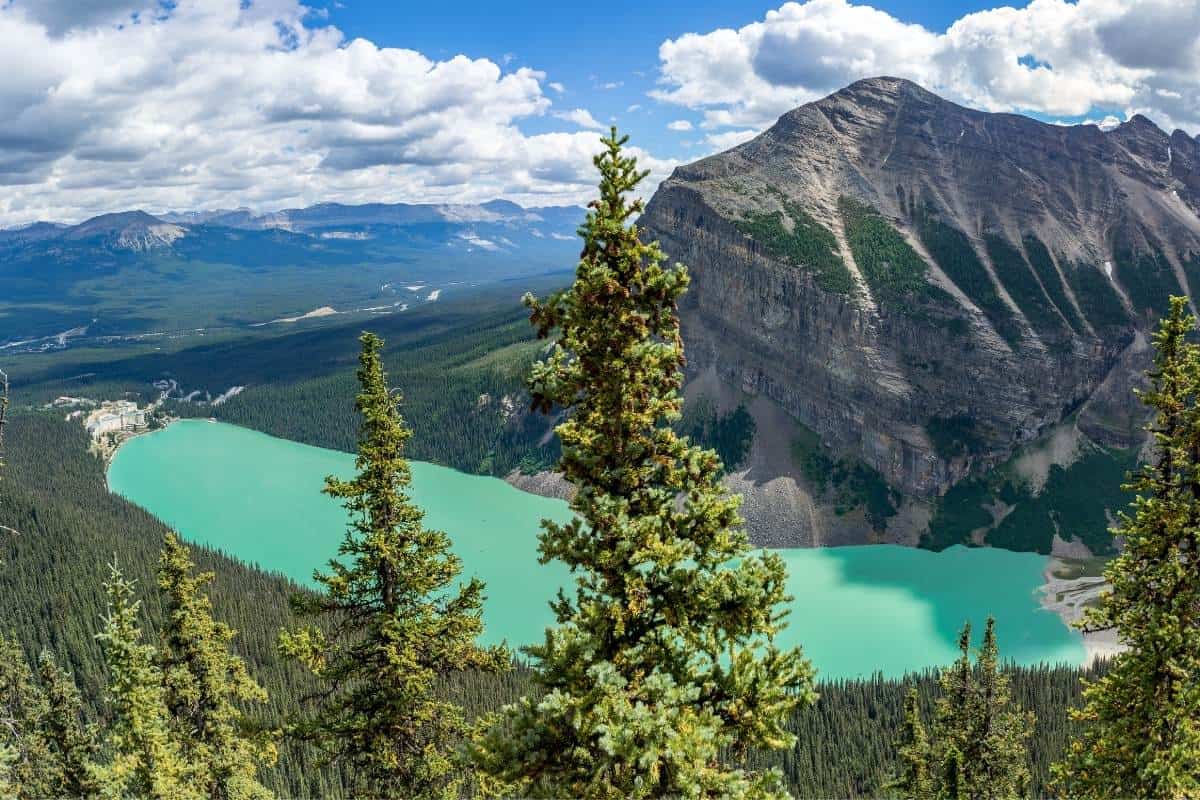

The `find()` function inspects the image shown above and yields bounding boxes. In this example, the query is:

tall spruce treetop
[94,564,199,800]
[889,688,933,800]
[472,129,816,799]
[157,533,275,800]
[1055,296,1200,798]
[0,633,55,799]
[892,618,1030,800]
[279,332,508,800]
[944,618,1031,800]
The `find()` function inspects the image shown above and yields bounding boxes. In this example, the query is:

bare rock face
[640,77,1200,545]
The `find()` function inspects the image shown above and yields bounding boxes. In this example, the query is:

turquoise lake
[107,419,1085,679]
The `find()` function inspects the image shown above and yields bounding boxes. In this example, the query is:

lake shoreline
[95,423,161,490]
[99,414,186,485]
[110,420,1089,677]
[1038,556,1124,666]
[505,470,1109,664]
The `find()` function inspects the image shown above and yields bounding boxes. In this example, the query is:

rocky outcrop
[640,77,1200,544]
[504,469,574,501]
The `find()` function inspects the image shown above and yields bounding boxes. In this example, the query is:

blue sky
[0,0,1197,224]
[312,0,1023,160]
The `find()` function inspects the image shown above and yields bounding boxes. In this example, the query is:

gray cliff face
[640,77,1200,542]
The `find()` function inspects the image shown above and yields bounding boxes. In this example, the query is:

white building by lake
[85,401,146,437]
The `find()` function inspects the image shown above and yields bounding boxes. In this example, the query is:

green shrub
[926,414,985,460]
[922,478,994,550]
[681,396,757,472]
[791,423,835,486]
[792,422,898,530]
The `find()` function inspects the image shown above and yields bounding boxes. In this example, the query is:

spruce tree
[93,564,198,800]
[889,688,933,800]
[934,624,974,800]
[1055,295,1200,798]
[157,533,275,800]
[471,129,816,799]
[0,633,55,799]
[279,332,508,800]
[38,653,98,798]
[937,619,1031,799]
[890,619,1031,800]
[963,618,1031,799]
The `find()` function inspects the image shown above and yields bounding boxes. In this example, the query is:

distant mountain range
[157,199,554,231]
[1,200,582,251]
[0,200,582,346]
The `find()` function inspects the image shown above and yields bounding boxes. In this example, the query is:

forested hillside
[0,411,346,797]
[10,276,758,482]
[0,391,1110,797]
[11,281,566,477]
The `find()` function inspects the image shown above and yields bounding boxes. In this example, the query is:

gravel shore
[1039,556,1124,665]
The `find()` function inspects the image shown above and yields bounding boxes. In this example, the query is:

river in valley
[108,420,1085,679]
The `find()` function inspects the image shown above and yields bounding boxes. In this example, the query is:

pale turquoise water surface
[108,420,1084,679]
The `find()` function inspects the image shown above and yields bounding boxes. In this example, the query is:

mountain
[59,210,187,251]
[0,221,67,244]
[640,76,1200,551]
[0,199,581,346]
[10,200,581,249]
[161,199,576,234]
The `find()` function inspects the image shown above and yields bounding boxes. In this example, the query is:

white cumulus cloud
[0,0,674,226]
[704,129,759,153]
[553,108,607,131]
[653,0,1200,137]
[667,119,693,131]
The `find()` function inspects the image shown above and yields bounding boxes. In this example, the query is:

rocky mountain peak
[62,211,187,251]
[821,75,943,107]
[640,78,1200,545]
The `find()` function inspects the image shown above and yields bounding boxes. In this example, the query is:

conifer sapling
[280,332,508,800]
